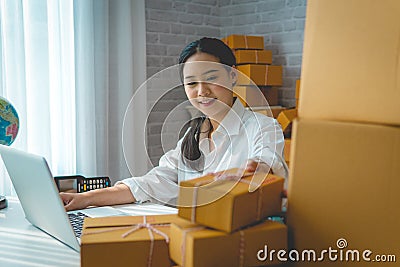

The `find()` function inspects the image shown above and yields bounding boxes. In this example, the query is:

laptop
[0,145,126,252]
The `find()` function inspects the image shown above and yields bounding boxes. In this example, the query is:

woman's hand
[60,184,136,212]
[245,159,272,174]
[60,192,91,211]
[246,159,287,209]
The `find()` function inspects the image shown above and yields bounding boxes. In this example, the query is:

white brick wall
[145,0,221,80]
[144,0,222,165]
[220,0,307,107]
[145,0,306,165]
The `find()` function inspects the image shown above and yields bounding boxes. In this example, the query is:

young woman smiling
[60,37,288,210]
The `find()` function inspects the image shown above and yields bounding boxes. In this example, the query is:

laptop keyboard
[68,212,89,238]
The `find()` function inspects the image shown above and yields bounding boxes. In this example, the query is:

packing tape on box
[244,36,248,49]
[255,52,258,64]
[265,68,268,85]
[181,226,206,265]
[83,216,170,267]
[190,168,264,223]
[239,231,245,267]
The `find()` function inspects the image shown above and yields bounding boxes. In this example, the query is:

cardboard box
[295,79,300,99]
[251,106,285,118]
[81,214,179,267]
[295,79,299,108]
[287,119,400,266]
[299,0,400,125]
[277,108,297,131]
[170,217,287,267]
[237,65,282,86]
[283,139,291,164]
[178,168,284,233]
[234,86,278,107]
[223,34,264,50]
[261,87,279,106]
[234,50,273,65]
[233,85,267,107]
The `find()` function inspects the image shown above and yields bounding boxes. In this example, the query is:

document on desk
[113,202,178,216]
[72,206,128,218]
[72,203,178,217]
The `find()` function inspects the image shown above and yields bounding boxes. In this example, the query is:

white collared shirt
[119,100,288,205]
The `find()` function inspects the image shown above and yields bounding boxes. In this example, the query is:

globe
[0,97,19,146]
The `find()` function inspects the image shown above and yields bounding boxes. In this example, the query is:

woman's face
[182,52,236,120]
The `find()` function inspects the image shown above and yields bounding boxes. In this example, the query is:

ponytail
[181,116,213,171]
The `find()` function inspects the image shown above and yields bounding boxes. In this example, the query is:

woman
[61,37,288,211]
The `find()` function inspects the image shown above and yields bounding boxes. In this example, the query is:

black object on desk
[54,175,111,193]
[0,195,7,209]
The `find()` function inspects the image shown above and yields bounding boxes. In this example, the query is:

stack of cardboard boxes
[80,169,288,267]
[279,79,300,165]
[172,169,287,267]
[221,35,300,166]
[287,0,400,266]
[221,34,284,118]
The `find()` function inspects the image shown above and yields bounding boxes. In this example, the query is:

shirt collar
[214,99,245,136]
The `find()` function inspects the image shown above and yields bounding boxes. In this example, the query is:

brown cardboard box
[234,85,268,107]
[283,139,291,164]
[299,0,400,125]
[277,108,297,131]
[178,168,284,233]
[287,119,400,266]
[170,217,287,267]
[295,79,300,109]
[252,106,285,118]
[81,214,179,267]
[237,65,283,86]
[295,79,300,100]
[234,50,273,65]
[261,87,279,106]
[224,34,264,50]
[234,86,278,107]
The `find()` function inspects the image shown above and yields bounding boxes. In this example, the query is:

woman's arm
[61,137,185,211]
[250,117,288,179]
[60,183,135,211]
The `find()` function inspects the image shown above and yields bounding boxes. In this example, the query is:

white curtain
[0,0,147,196]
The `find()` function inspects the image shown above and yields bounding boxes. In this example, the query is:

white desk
[0,197,177,267]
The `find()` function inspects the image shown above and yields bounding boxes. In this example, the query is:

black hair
[178,37,236,82]
[179,37,236,170]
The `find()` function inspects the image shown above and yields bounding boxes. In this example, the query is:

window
[0,0,76,196]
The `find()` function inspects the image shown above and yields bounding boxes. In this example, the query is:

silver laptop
[0,145,125,252]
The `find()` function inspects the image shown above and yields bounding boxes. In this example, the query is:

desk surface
[0,197,177,267]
